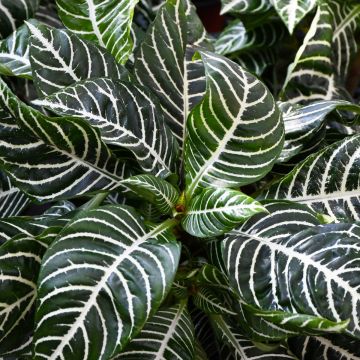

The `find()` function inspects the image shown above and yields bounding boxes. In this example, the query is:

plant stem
[79,192,109,211]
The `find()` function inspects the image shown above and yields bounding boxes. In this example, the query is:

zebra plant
[0,0,360,359]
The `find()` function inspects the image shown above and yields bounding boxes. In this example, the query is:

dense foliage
[0,0,360,359]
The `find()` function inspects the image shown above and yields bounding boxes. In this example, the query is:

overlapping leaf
[27,21,129,96]
[115,302,195,359]
[34,205,181,359]
[225,221,360,339]
[261,135,360,222]
[278,100,360,162]
[210,314,295,359]
[182,188,266,237]
[0,79,132,201]
[220,0,272,15]
[288,334,360,360]
[0,23,31,78]
[0,234,48,356]
[120,175,179,215]
[194,287,236,315]
[134,0,210,146]
[184,51,284,198]
[0,0,38,39]
[214,20,283,56]
[0,171,29,219]
[272,0,316,34]
[56,0,138,64]
[33,78,178,177]
[282,1,360,104]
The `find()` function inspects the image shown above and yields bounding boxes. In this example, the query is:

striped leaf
[182,188,266,238]
[278,100,360,163]
[282,4,336,103]
[0,200,76,244]
[247,305,349,335]
[288,334,360,360]
[235,301,296,342]
[192,310,220,360]
[0,79,132,202]
[282,2,359,104]
[261,135,360,222]
[33,78,178,177]
[0,233,48,356]
[114,302,195,359]
[56,0,138,64]
[209,314,295,360]
[233,47,276,76]
[220,0,272,15]
[196,264,230,291]
[133,0,210,146]
[0,23,31,78]
[34,206,181,359]
[184,51,284,199]
[225,222,360,339]
[272,0,316,34]
[214,20,284,56]
[193,287,236,315]
[27,21,129,97]
[120,175,179,215]
[0,0,39,39]
[0,171,29,219]
[329,0,360,87]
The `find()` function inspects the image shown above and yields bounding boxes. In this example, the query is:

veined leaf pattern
[0,171,29,218]
[225,222,360,338]
[27,21,129,97]
[33,78,179,177]
[120,174,179,215]
[34,206,181,359]
[134,0,210,146]
[261,135,360,222]
[115,302,195,359]
[0,23,31,78]
[220,0,272,15]
[0,234,48,355]
[0,0,39,39]
[56,0,138,64]
[271,0,317,34]
[182,188,266,238]
[185,51,284,198]
[0,79,132,201]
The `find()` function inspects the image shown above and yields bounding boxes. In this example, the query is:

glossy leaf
[34,206,181,359]
[184,51,284,198]
[261,135,360,222]
[134,0,210,146]
[288,334,360,360]
[56,0,138,64]
[278,100,360,162]
[0,0,39,39]
[209,314,296,359]
[214,20,283,56]
[34,78,178,177]
[120,175,179,215]
[225,222,360,338]
[0,234,48,356]
[182,188,266,238]
[272,0,316,34]
[0,171,29,219]
[0,23,31,78]
[115,302,195,359]
[27,21,129,96]
[220,0,271,15]
[0,79,132,202]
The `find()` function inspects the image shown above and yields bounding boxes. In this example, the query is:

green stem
[79,192,109,211]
